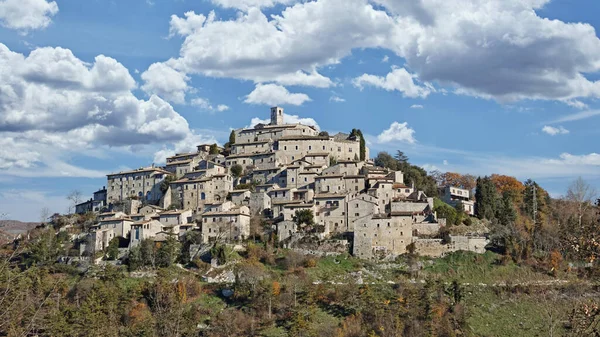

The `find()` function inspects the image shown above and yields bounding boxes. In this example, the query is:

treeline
[374,150,600,267]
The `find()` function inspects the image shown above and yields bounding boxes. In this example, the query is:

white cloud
[353,68,432,98]
[141,61,190,104]
[377,121,416,144]
[0,43,203,177]
[329,96,345,102]
[381,55,389,63]
[152,133,217,164]
[247,114,319,129]
[443,160,449,165]
[210,0,294,11]
[217,104,230,112]
[410,104,423,109]
[544,153,600,166]
[541,125,569,136]
[163,0,600,103]
[190,98,230,113]
[564,100,588,109]
[0,0,58,32]
[244,83,311,106]
[545,110,600,124]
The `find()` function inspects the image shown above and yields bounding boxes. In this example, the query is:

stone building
[107,167,171,206]
[200,206,251,243]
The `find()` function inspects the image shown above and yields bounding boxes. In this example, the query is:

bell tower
[270,107,284,125]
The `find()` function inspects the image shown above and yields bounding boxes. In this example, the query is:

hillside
[0,220,39,245]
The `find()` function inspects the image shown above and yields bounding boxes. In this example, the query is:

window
[309,146,312,150]
[284,146,287,150]
[355,213,360,216]
[338,147,341,152]
[295,146,298,150]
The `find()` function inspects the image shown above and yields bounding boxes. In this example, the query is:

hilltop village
[75,107,487,261]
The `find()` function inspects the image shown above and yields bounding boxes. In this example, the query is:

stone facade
[107,167,171,205]
[200,206,251,243]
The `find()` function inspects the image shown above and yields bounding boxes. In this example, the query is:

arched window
[201,192,206,200]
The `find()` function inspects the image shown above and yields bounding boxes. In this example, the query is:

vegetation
[374,151,438,196]
[209,143,220,155]
[230,164,243,178]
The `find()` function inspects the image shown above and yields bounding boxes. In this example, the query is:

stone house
[230,189,252,206]
[353,214,414,260]
[314,193,348,234]
[107,167,171,206]
[200,206,251,243]
[129,219,163,247]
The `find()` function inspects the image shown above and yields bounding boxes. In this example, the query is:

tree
[374,152,398,170]
[350,128,367,161]
[566,177,597,229]
[106,237,120,260]
[490,174,525,204]
[67,190,83,214]
[329,156,337,166]
[475,176,498,220]
[160,174,176,194]
[209,143,220,155]
[318,131,329,137]
[293,209,315,230]
[156,233,180,267]
[229,130,236,145]
[39,207,50,224]
[231,164,243,178]
[434,198,458,226]
[395,151,409,166]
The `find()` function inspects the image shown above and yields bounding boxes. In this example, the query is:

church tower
[270,107,284,125]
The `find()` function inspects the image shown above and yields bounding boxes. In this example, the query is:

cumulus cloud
[247,114,319,129]
[542,125,569,136]
[210,0,294,10]
[244,84,311,106]
[162,0,600,103]
[381,55,389,63]
[141,61,190,104]
[0,0,58,32]
[190,98,230,112]
[0,44,201,177]
[353,68,432,98]
[377,122,416,144]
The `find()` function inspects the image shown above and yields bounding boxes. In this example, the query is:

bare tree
[66,190,83,214]
[39,207,50,224]
[566,177,597,228]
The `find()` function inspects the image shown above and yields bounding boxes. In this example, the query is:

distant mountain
[0,220,40,245]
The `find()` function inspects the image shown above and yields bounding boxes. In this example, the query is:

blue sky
[1,0,599,221]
